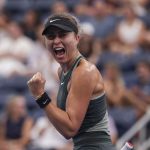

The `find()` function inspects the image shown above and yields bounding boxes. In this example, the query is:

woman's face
[8,97,26,117]
[45,27,79,64]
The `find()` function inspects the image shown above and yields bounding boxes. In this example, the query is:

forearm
[44,102,77,139]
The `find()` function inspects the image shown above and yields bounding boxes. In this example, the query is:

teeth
[54,47,64,51]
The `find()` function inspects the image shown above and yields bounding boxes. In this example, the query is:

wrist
[36,92,45,99]
[36,92,51,108]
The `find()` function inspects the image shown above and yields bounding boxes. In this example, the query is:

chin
[56,58,67,64]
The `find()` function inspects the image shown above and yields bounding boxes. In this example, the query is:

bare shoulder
[72,59,101,84]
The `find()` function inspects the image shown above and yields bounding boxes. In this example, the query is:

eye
[46,34,56,40]
[59,32,69,38]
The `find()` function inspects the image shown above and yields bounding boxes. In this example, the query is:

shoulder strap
[70,55,83,72]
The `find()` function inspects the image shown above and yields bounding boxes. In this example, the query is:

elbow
[64,135,72,140]
[62,129,78,140]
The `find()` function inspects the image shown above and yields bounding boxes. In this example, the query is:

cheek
[45,41,53,52]
[65,37,78,49]
[65,42,75,55]
[46,40,51,48]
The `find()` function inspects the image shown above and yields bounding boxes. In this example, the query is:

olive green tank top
[57,55,111,145]
[57,55,82,110]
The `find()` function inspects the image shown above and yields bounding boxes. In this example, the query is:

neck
[61,51,81,73]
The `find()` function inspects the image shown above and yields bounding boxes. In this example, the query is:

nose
[53,35,61,44]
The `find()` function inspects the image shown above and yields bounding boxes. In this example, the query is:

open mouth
[53,47,65,57]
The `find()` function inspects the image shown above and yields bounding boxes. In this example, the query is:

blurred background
[0,0,150,150]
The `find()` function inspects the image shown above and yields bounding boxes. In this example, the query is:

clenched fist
[27,72,46,99]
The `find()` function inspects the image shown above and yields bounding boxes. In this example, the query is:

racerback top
[57,55,111,146]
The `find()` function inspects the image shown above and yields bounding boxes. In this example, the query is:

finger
[36,72,45,82]
[36,72,42,77]
[27,79,33,85]
[32,72,42,80]
[32,75,37,81]
[31,73,40,82]
[28,76,36,83]
[27,81,30,85]
[37,72,41,75]
[27,74,37,84]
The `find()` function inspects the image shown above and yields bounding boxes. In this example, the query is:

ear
[75,34,80,43]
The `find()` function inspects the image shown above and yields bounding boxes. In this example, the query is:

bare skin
[27,27,104,139]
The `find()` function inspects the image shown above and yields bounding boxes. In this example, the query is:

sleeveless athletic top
[5,116,26,139]
[57,55,111,146]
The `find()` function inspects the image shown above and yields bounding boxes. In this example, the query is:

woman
[27,12,116,150]
[0,95,33,150]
